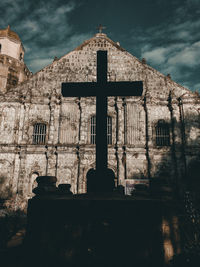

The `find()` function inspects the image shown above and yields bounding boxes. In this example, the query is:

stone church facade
[0,26,199,201]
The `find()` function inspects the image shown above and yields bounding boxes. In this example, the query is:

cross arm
[62,81,143,97]
[62,82,98,97]
[106,81,143,96]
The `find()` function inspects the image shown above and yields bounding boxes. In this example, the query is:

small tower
[0,25,31,92]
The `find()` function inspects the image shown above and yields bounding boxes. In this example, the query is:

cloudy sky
[0,0,199,92]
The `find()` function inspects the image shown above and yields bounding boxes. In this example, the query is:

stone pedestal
[24,176,179,267]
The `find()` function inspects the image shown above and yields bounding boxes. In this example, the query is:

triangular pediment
[73,33,126,52]
[7,33,198,100]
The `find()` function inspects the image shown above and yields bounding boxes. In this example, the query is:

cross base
[86,168,115,193]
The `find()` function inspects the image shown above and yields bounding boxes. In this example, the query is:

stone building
[0,26,199,201]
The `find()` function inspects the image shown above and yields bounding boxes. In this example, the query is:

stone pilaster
[46,147,57,176]
[21,102,31,144]
[13,103,21,144]
[117,99,124,146]
[48,94,61,145]
[78,99,87,145]
[48,102,56,144]
[17,101,26,144]
[17,149,27,195]
[12,147,21,194]
[118,147,125,185]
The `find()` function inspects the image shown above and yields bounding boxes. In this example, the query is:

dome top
[0,25,21,42]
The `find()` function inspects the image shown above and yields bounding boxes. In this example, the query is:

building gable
[7,33,197,102]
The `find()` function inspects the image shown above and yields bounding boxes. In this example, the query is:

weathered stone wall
[0,32,199,203]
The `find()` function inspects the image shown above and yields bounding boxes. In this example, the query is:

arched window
[155,120,170,146]
[32,123,46,144]
[90,115,112,145]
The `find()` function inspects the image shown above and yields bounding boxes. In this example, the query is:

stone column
[48,102,56,144]
[12,147,21,194]
[114,98,123,186]
[178,97,187,182]
[45,147,57,176]
[78,164,85,194]
[13,103,21,144]
[117,99,124,146]
[118,147,125,185]
[78,99,87,145]
[143,94,152,179]
[167,92,179,189]
[48,94,61,145]
[17,149,27,195]
[121,98,127,180]
[16,100,26,144]
[53,100,61,145]
[57,98,62,144]
[21,98,31,144]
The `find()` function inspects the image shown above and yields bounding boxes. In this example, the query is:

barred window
[155,120,170,146]
[90,116,112,145]
[32,123,46,144]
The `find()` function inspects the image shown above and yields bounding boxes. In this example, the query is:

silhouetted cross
[62,51,143,189]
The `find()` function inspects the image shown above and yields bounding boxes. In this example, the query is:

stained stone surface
[0,30,199,208]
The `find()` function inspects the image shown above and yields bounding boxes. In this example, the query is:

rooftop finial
[142,58,146,64]
[97,24,106,33]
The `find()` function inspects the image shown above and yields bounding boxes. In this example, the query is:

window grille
[32,123,46,144]
[155,120,170,146]
[90,116,112,145]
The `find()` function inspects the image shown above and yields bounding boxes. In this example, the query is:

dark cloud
[0,0,199,92]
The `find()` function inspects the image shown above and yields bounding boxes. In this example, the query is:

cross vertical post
[96,51,108,178]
